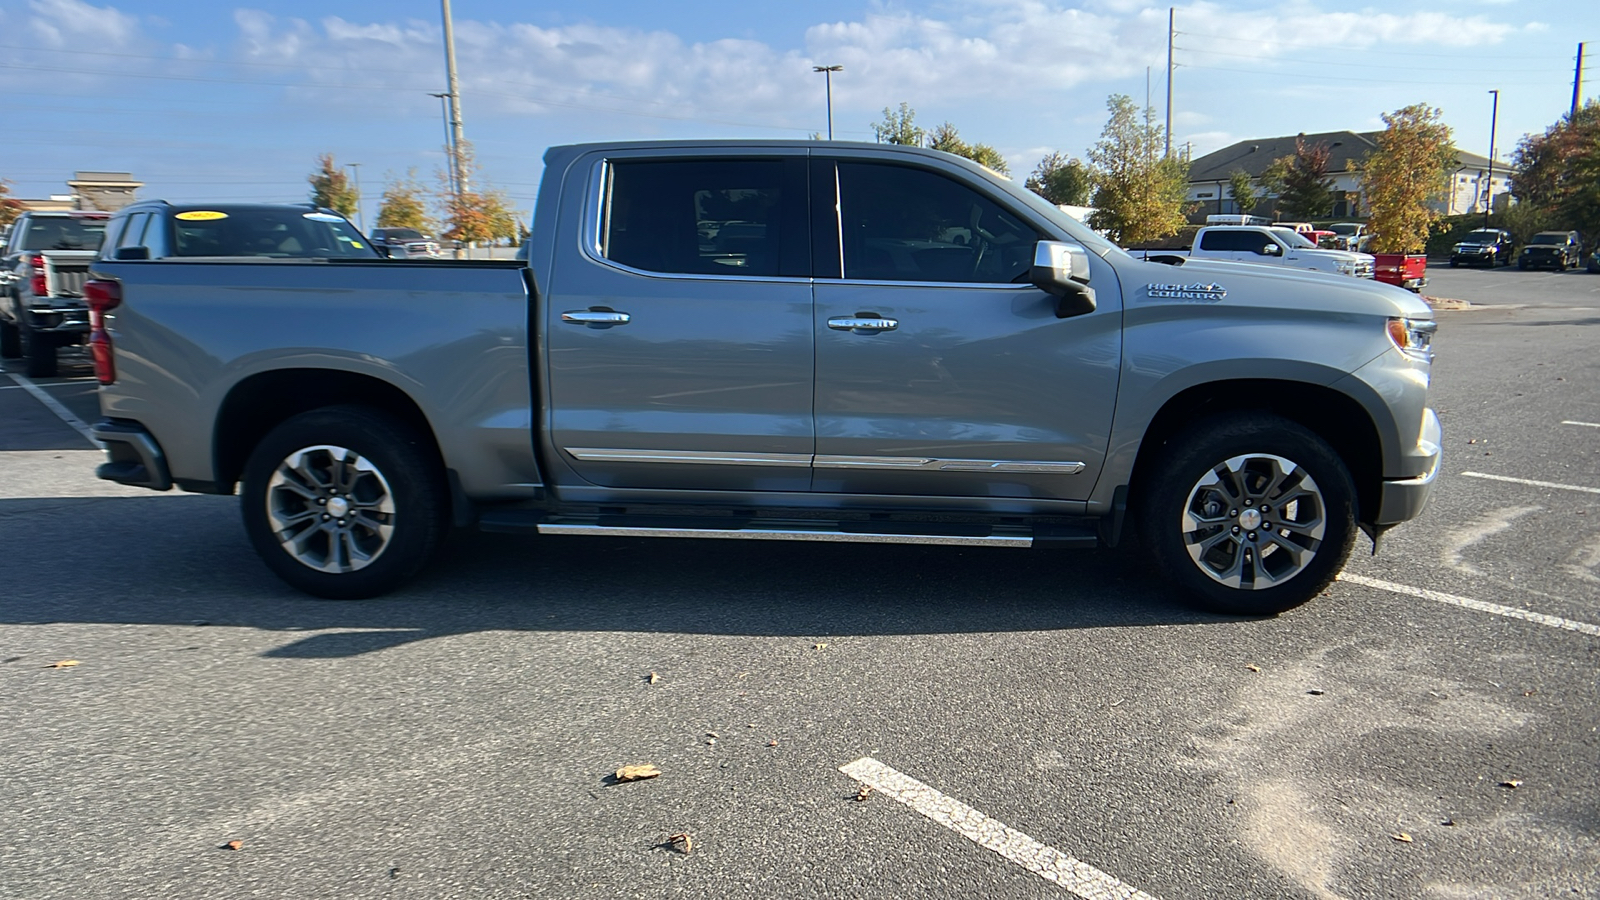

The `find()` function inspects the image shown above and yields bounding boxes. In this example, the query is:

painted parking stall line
[839,757,1163,900]
[1340,573,1600,638]
[1562,420,1600,428]
[3,372,99,447]
[1459,471,1600,496]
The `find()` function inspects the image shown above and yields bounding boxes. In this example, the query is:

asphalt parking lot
[3,265,1597,900]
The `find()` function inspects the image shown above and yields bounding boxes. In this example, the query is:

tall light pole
[440,0,467,194]
[813,65,842,139]
[1485,89,1499,228]
[345,162,363,231]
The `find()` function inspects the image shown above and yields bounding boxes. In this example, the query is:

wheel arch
[1125,379,1385,525]
[213,368,445,496]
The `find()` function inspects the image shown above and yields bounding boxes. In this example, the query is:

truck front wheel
[239,406,448,599]
[0,319,19,359]
[1137,414,1357,616]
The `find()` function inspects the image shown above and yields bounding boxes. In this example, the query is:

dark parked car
[1450,228,1514,267]
[1519,231,1583,270]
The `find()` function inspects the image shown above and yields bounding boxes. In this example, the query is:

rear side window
[602,159,792,277]
[1199,230,1255,252]
[170,209,377,259]
[836,162,1038,283]
[19,217,106,251]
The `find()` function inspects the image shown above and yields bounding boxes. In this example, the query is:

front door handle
[561,308,631,328]
[827,315,899,333]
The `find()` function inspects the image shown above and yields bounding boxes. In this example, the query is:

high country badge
[1145,282,1227,301]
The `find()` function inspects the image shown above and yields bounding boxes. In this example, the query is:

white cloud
[26,0,140,49]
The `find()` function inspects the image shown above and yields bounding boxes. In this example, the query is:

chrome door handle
[827,315,898,333]
[561,308,631,327]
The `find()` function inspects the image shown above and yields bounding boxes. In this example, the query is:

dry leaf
[1391,833,1413,843]
[647,672,659,684]
[44,660,79,669]
[667,832,693,854]
[706,732,719,738]
[614,764,662,782]
[1245,665,1261,673]
[224,840,243,851]
[767,740,778,747]
[854,785,873,802]
[813,643,828,650]
[1307,689,1326,696]
[1499,779,1523,789]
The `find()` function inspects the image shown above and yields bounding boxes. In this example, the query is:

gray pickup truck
[85,141,1441,615]
[1,210,110,376]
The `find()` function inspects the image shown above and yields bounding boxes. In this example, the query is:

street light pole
[430,92,457,198]
[345,162,363,231]
[812,65,842,139]
[1485,89,1499,228]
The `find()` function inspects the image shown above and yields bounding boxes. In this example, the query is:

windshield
[1463,230,1499,242]
[1329,224,1359,235]
[171,208,379,259]
[19,217,106,251]
[383,228,427,241]
[1528,233,1564,245]
[1271,228,1317,249]
[1000,175,1127,259]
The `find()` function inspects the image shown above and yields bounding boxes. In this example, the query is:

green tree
[374,169,433,233]
[1085,94,1189,244]
[1025,152,1092,206]
[1511,101,1600,244]
[0,179,21,229]
[872,102,924,146]
[1227,169,1260,213]
[1361,104,1456,254]
[437,141,519,245]
[927,122,1010,174]
[1269,137,1336,219]
[307,153,359,218]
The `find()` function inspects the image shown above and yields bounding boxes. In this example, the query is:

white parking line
[4,372,100,447]
[1339,573,1600,637]
[1459,471,1600,495]
[839,757,1163,900]
[1562,420,1600,428]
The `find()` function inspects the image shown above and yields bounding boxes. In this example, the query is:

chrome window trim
[828,278,1036,291]
[565,447,812,468]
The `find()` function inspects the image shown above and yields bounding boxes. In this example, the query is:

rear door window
[601,158,803,277]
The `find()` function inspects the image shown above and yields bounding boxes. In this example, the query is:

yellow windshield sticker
[175,210,228,221]
[350,242,364,248]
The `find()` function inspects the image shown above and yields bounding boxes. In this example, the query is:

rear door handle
[561,308,631,328]
[827,315,898,333]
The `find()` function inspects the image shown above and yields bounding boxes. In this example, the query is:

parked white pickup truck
[1188,225,1376,279]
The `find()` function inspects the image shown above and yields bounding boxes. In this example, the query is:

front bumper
[93,419,173,491]
[1452,249,1496,262]
[1375,408,1441,524]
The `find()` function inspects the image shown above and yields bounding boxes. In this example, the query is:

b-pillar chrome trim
[563,447,1085,474]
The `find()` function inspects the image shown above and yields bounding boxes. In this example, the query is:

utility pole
[1574,42,1587,118]
[346,162,363,231]
[430,92,457,198]
[1485,89,1499,228]
[813,65,842,139]
[441,0,467,195]
[1164,6,1174,158]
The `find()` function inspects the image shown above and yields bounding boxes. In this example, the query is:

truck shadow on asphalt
[0,495,1243,658]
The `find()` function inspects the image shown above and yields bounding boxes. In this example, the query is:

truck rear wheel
[239,405,447,599]
[20,321,57,378]
[1136,413,1357,616]
[0,319,19,359]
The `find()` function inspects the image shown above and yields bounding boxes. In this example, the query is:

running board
[490,514,1099,549]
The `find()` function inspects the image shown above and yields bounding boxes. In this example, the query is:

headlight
[1387,317,1436,362]
[1336,261,1357,275]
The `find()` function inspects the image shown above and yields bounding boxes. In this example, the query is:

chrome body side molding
[563,448,1087,475]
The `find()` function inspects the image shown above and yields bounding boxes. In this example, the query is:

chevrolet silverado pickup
[85,141,1442,616]
[1,210,109,376]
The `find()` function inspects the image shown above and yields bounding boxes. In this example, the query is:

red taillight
[84,279,122,385]
[28,255,47,296]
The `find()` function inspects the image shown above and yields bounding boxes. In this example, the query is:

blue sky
[2,0,1593,227]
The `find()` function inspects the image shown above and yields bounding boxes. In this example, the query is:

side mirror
[373,244,392,258]
[112,246,150,261]
[1260,244,1281,256]
[1031,240,1096,318]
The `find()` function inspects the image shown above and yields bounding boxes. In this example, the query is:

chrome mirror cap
[1031,240,1096,318]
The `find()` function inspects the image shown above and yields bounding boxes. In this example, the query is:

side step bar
[479,511,1098,549]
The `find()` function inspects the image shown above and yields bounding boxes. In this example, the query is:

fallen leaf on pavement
[647,672,659,684]
[667,832,693,854]
[1499,780,1523,789]
[1245,665,1260,673]
[855,785,873,802]
[614,764,662,783]
[223,840,243,851]
[1391,833,1413,843]
[767,740,779,747]
[813,643,828,650]
[1307,689,1326,696]
[44,660,79,669]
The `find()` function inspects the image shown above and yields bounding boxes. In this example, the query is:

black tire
[1448,259,1459,268]
[0,319,19,359]
[20,320,57,378]
[239,405,448,599]
[1518,260,1527,271]
[1135,413,1357,616]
